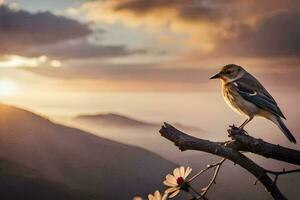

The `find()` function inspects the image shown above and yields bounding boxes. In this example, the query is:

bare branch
[265,168,300,185]
[198,158,226,200]
[188,159,226,182]
[159,123,293,200]
[187,158,226,200]
[228,125,300,165]
[187,159,226,200]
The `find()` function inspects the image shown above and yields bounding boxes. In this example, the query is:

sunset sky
[0,0,300,139]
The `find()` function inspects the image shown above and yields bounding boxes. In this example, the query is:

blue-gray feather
[237,89,285,119]
[234,75,286,119]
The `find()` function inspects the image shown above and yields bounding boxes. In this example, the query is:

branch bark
[159,123,300,200]
[228,126,300,165]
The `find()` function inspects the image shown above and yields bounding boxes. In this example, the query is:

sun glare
[0,55,40,68]
[0,55,62,68]
[0,79,18,96]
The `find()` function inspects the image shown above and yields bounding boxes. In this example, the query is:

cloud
[26,62,213,83]
[25,59,300,91]
[117,0,300,59]
[0,5,147,63]
[113,0,180,13]
[26,38,147,60]
[14,0,300,91]
[114,0,228,22]
[216,11,300,58]
[0,5,91,55]
[82,0,300,56]
[81,0,233,52]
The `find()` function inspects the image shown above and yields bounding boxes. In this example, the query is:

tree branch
[198,158,226,200]
[186,159,226,200]
[228,125,300,166]
[265,168,300,185]
[159,123,299,200]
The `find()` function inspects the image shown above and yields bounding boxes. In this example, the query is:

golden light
[38,55,48,63]
[81,0,225,53]
[50,60,62,68]
[0,79,18,96]
[0,55,40,68]
[0,55,61,68]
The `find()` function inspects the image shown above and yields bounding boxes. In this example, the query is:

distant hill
[0,104,176,199]
[74,113,157,128]
[0,159,92,200]
[74,112,205,133]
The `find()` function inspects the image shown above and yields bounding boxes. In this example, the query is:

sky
[0,0,300,138]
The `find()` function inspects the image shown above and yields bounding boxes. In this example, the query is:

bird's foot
[228,124,248,137]
[241,129,249,135]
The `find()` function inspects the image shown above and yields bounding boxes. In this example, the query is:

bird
[210,64,296,143]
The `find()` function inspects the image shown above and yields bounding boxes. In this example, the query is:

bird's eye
[227,70,233,74]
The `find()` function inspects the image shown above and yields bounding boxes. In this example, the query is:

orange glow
[0,78,18,96]
[81,1,227,53]
[0,55,62,68]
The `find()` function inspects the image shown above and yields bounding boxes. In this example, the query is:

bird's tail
[274,117,296,143]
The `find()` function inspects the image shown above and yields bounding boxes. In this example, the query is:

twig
[189,186,202,199]
[197,159,226,199]
[265,168,300,185]
[188,159,226,182]
[187,159,226,200]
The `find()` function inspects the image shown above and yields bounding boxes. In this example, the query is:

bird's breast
[222,83,258,117]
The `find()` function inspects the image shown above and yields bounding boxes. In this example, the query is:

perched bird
[210,64,296,143]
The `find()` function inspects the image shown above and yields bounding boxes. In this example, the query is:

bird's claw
[228,124,248,136]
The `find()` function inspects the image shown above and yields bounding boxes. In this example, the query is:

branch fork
[159,122,300,200]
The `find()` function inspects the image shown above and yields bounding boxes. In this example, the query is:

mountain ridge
[0,104,176,199]
[74,112,205,133]
[74,112,157,127]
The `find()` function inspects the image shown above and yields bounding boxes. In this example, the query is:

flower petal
[148,194,155,200]
[163,180,177,187]
[154,191,161,199]
[169,190,180,198]
[165,187,179,194]
[166,174,177,185]
[173,167,180,178]
[179,166,185,178]
[162,193,168,200]
[184,167,192,179]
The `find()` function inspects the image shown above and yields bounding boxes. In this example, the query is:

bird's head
[210,64,245,83]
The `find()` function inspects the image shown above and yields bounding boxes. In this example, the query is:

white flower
[148,190,168,200]
[163,166,192,198]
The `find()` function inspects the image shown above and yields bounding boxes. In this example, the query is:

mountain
[71,113,207,165]
[74,112,205,133]
[0,159,92,200]
[74,113,157,128]
[0,104,176,199]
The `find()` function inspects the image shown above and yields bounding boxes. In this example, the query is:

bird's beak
[210,72,221,80]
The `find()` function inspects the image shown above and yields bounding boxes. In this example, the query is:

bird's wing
[233,81,286,119]
[242,74,277,103]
